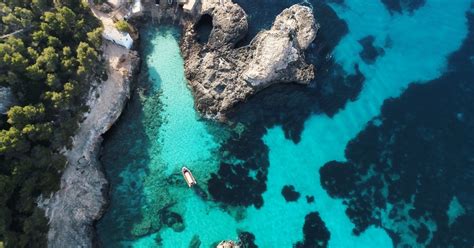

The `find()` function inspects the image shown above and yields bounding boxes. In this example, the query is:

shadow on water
[193,185,209,200]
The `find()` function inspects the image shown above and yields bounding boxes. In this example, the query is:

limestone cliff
[39,42,139,248]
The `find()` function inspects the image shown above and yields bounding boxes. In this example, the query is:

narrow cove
[96,1,472,247]
[96,26,228,246]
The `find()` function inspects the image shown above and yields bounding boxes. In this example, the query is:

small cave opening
[194,14,213,44]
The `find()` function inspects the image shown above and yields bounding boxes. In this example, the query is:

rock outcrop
[39,41,139,248]
[181,1,319,119]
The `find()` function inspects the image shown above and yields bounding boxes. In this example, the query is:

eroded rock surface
[39,41,139,248]
[181,1,319,119]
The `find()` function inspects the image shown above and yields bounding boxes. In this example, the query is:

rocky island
[181,1,319,119]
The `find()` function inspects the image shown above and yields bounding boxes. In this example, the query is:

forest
[0,0,103,247]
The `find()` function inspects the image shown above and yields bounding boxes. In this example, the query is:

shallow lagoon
[97,1,472,247]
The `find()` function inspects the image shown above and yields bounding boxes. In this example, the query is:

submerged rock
[358,35,385,64]
[281,185,301,202]
[181,0,319,119]
[238,231,258,248]
[189,235,202,248]
[160,210,185,232]
[294,212,330,248]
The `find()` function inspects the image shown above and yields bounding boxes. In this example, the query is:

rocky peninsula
[181,0,319,119]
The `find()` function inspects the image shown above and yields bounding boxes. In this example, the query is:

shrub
[115,20,131,33]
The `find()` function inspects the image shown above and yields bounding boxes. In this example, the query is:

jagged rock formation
[181,1,319,119]
[39,42,139,248]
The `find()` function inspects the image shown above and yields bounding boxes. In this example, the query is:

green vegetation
[0,0,103,247]
[115,19,131,33]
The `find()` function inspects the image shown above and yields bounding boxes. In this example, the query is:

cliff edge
[39,41,139,247]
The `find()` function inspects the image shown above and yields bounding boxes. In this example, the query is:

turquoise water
[97,1,471,247]
[97,26,227,246]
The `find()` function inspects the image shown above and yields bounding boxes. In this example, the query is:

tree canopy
[0,1,103,247]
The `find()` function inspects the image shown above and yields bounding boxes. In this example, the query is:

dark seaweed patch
[160,209,185,232]
[294,212,330,248]
[323,0,345,5]
[208,0,364,212]
[358,35,385,64]
[416,223,429,244]
[238,231,258,248]
[319,160,357,198]
[97,28,164,244]
[316,63,365,117]
[208,126,269,208]
[188,235,201,248]
[306,195,315,203]
[281,185,301,202]
[208,162,266,208]
[320,12,474,247]
[380,0,426,15]
[310,2,366,117]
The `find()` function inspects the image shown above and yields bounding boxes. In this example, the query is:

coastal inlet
[96,0,474,247]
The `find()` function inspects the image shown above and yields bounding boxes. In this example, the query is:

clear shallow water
[97,1,472,247]
[97,26,226,246]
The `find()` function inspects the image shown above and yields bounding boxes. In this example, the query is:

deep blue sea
[96,1,474,247]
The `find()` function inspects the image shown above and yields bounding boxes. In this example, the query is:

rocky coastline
[39,0,319,247]
[180,0,319,119]
[39,41,139,247]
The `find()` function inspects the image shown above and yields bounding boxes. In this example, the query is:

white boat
[182,167,197,187]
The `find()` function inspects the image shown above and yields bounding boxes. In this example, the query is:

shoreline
[40,38,139,247]
[40,3,183,247]
[41,0,317,246]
